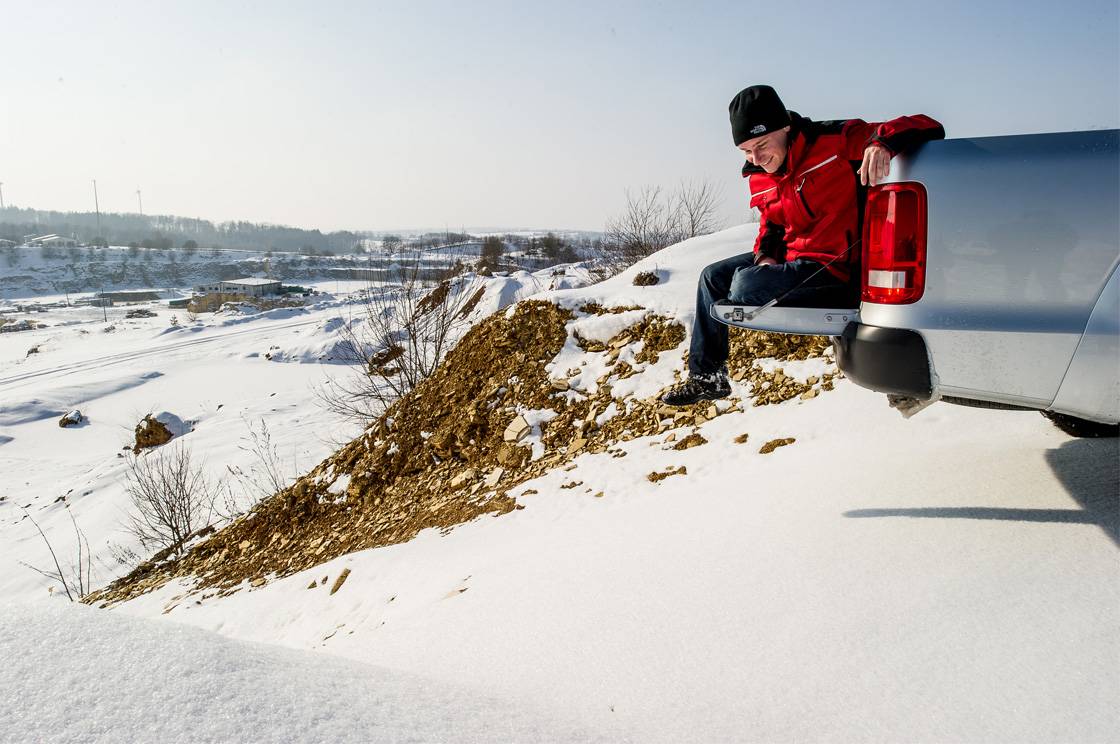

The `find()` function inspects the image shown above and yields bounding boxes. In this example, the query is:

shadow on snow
[844,438,1120,548]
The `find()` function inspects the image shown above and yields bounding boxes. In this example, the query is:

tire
[1041,410,1120,438]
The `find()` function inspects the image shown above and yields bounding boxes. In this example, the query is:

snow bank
[0,601,599,743]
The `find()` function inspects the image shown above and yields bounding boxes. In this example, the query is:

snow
[115,382,1119,743]
[2,224,1117,742]
[0,601,600,743]
[152,410,190,437]
[569,309,650,343]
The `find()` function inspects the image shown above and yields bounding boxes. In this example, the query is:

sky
[2,0,1117,233]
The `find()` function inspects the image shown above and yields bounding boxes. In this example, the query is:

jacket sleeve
[840,115,945,157]
[753,219,787,262]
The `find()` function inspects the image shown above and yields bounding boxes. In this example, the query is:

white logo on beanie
[750,124,766,134]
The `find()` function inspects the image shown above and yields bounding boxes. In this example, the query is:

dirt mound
[86,301,834,607]
[133,416,174,453]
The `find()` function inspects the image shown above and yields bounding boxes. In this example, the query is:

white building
[26,234,78,247]
[194,278,282,297]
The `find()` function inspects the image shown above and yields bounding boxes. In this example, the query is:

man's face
[738,126,791,173]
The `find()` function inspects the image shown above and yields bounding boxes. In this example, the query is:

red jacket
[746,112,944,282]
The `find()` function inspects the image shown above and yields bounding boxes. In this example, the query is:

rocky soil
[86,299,835,607]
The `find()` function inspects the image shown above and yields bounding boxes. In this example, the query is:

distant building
[0,239,16,247]
[194,278,282,297]
[95,291,161,306]
[26,234,78,247]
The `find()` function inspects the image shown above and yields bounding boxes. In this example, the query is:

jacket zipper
[795,180,815,219]
[792,154,837,220]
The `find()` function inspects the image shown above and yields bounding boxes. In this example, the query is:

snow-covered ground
[1,601,601,742]
[0,268,588,600]
[2,225,1116,742]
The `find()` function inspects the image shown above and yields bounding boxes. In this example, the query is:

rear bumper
[834,323,933,399]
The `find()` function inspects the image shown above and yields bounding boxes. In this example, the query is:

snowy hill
[2,224,1117,742]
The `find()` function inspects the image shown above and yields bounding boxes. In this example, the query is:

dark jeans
[688,252,854,375]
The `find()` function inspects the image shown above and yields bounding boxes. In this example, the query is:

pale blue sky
[2,0,1117,232]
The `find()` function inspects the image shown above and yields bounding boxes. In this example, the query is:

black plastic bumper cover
[834,323,933,399]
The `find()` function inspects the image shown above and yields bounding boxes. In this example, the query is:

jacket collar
[741,111,809,178]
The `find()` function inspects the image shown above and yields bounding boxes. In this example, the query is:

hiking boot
[660,370,731,406]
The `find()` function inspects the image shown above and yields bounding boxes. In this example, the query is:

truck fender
[1049,261,1120,424]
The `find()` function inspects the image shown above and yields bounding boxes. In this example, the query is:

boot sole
[660,389,732,407]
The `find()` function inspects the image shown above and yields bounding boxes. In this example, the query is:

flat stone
[449,469,477,489]
[329,568,351,595]
[503,416,531,442]
[484,467,505,488]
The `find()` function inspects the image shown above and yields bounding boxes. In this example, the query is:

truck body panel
[884,129,1118,406]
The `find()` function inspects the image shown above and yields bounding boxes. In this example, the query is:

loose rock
[759,437,796,454]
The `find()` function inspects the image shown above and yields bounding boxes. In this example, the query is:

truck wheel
[1041,411,1120,438]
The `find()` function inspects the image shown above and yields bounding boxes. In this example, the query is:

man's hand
[756,256,779,267]
[858,144,891,186]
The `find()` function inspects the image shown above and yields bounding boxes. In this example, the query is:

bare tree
[124,443,216,553]
[317,251,486,424]
[19,507,92,601]
[380,234,403,254]
[601,180,726,276]
[479,236,504,271]
[602,186,675,274]
[670,179,724,240]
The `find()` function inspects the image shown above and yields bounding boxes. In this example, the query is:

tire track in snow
[0,317,323,390]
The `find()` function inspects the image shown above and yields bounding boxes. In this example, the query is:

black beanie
[729,85,791,146]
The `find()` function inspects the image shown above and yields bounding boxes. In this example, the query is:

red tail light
[862,182,927,304]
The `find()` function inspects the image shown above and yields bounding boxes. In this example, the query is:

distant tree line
[0,206,362,254]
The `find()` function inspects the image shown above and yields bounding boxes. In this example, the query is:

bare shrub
[107,541,143,568]
[317,251,484,424]
[221,417,293,519]
[124,443,216,554]
[18,507,92,601]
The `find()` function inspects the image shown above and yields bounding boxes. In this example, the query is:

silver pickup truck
[714,129,1120,435]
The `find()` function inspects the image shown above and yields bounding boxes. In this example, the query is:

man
[661,85,944,406]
